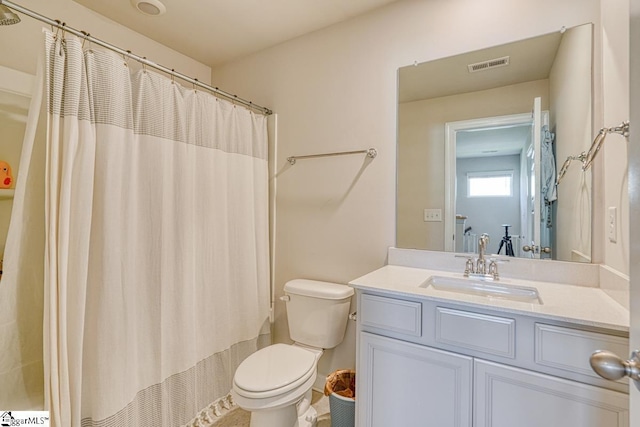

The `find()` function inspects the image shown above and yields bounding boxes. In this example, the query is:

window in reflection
[467,171,513,197]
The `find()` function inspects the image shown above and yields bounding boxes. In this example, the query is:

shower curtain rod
[0,0,273,115]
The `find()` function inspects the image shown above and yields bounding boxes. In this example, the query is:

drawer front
[435,307,516,358]
[535,323,629,381]
[360,294,422,337]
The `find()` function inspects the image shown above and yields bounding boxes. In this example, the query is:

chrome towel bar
[287,148,377,165]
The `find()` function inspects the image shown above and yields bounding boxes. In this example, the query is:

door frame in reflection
[444,109,549,255]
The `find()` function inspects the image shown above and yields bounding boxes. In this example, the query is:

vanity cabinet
[359,332,472,427]
[355,290,629,427]
[474,360,628,427]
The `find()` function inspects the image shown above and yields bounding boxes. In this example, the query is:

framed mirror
[397,23,594,262]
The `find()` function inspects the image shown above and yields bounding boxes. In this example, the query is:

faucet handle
[464,257,474,276]
[488,260,499,280]
[476,258,487,275]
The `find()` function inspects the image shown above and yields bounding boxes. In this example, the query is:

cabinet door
[474,360,629,427]
[357,332,472,427]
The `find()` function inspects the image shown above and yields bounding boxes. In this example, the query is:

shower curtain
[43,32,270,427]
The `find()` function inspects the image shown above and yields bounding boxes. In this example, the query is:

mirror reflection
[397,23,593,262]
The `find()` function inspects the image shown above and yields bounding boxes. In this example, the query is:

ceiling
[398,31,562,103]
[73,0,403,67]
[456,125,531,159]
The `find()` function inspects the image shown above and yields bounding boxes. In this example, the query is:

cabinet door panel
[357,332,472,427]
[474,360,629,427]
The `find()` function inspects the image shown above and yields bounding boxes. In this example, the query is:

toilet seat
[233,344,317,399]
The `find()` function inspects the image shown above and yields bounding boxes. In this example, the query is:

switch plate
[424,209,442,222]
[608,206,617,243]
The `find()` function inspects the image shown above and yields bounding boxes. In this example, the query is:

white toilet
[232,279,354,427]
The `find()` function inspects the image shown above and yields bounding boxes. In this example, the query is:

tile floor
[211,391,332,427]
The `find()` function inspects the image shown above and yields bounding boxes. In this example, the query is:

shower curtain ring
[171,69,175,84]
[57,22,67,55]
[53,20,61,39]
[142,57,147,73]
[193,78,198,92]
[80,31,90,48]
[123,50,131,67]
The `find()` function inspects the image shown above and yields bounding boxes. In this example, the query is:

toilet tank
[284,279,354,349]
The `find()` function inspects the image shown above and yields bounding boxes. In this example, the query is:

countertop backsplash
[388,247,602,288]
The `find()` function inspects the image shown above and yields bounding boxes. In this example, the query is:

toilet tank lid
[284,279,354,300]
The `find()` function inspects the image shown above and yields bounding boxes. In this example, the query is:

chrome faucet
[477,233,489,274]
[463,233,499,280]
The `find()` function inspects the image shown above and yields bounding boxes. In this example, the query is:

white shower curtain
[43,32,270,427]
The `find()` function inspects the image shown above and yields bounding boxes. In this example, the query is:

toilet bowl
[231,279,354,427]
[232,344,322,426]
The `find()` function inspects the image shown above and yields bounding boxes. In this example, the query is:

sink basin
[421,275,543,304]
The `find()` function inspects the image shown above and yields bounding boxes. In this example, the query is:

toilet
[232,279,354,427]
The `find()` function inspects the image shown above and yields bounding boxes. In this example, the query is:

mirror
[397,23,594,262]
[0,65,34,278]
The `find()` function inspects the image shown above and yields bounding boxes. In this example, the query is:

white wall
[549,23,594,263]
[211,0,602,381]
[456,154,522,248]
[0,91,28,261]
[601,0,630,275]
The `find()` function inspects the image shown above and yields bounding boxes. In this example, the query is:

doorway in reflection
[450,110,553,259]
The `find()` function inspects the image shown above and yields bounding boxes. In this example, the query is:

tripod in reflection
[497,224,515,257]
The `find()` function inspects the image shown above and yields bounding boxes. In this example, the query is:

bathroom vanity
[349,249,630,427]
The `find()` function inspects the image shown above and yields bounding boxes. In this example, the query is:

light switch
[424,209,442,222]
[608,206,617,243]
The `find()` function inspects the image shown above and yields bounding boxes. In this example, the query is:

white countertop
[349,265,629,333]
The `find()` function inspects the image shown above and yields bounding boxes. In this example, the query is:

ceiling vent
[467,56,510,73]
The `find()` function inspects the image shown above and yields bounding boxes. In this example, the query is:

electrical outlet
[608,206,617,243]
[424,209,442,222]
